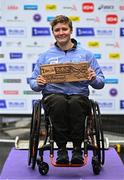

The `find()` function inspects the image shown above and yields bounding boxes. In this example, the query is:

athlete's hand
[88,67,96,81]
[36,75,47,85]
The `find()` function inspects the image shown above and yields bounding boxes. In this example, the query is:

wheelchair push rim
[91,100,105,166]
[28,100,41,169]
[95,101,105,165]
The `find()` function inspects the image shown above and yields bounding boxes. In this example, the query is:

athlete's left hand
[88,67,96,80]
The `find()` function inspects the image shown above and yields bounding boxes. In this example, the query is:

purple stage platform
[0,148,124,179]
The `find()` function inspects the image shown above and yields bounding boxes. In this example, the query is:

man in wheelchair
[29,15,105,165]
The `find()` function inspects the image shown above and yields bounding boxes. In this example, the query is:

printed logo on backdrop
[62,5,77,11]
[47,16,55,22]
[0,27,6,36]
[82,3,94,12]
[100,64,115,74]
[69,16,80,22]
[120,28,124,36]
[27,53,38,59]
[109,88,118,96]
[33,14,41,22]
[23,90,40,95]
[105,78,119,84]
[94,54,102,59]
[32,27,51,36]
[24,5,38,10]
[8,100,26,109]
[109,53,120,59]
[106,14,118,24]
[6,27,26,37]
[26,42,44,48]
[119,5,124,11]
[8,64,26,73]
[120,17,124,23]
[45,4,57,10]
[0,100,26,109]
[106,42,120,48]
[7,16,24,23]
[0,100,6,108]
[76,28,95,36]
[120,64,124,73]
[3,90,19,95]
[3,79,21,83]
[87,41,100,48]
[7,5,19,10]
[90,89,103,97]
[67,27,114,37]
[98,100,115,110]
[95,28,115,38]
[9,53,23,59]
[0,54,4,58]
[120,100,124,109]
[85,16,100,23]
[6,41,22,47]
[98,4,116,11]
[0,63,7,72]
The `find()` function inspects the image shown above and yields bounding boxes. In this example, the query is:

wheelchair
[28,98,105,176]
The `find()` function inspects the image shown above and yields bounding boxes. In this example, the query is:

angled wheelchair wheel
[28,100,41,169]
[90,100,105,174]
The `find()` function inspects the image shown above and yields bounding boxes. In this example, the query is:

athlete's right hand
[36,75,47,85]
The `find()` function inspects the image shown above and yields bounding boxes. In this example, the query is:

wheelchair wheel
[38,161,49,175]
[95,101,105,165]
[90,100,105,174]
[92,156,101,175]
[28,100,41,169]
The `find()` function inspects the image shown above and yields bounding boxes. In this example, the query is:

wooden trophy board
[41,62,89,83]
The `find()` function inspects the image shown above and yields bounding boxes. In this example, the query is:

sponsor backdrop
[0,0,124,115]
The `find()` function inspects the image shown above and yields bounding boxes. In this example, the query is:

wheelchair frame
[28,98,105,175]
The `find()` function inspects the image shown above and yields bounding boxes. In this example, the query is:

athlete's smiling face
[52,23,72,47]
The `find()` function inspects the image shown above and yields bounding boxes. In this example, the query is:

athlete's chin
[57,40,67,45]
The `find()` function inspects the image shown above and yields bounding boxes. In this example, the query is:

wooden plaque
[41,62,89,83]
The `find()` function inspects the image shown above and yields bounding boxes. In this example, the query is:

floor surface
[0,118,124,175]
